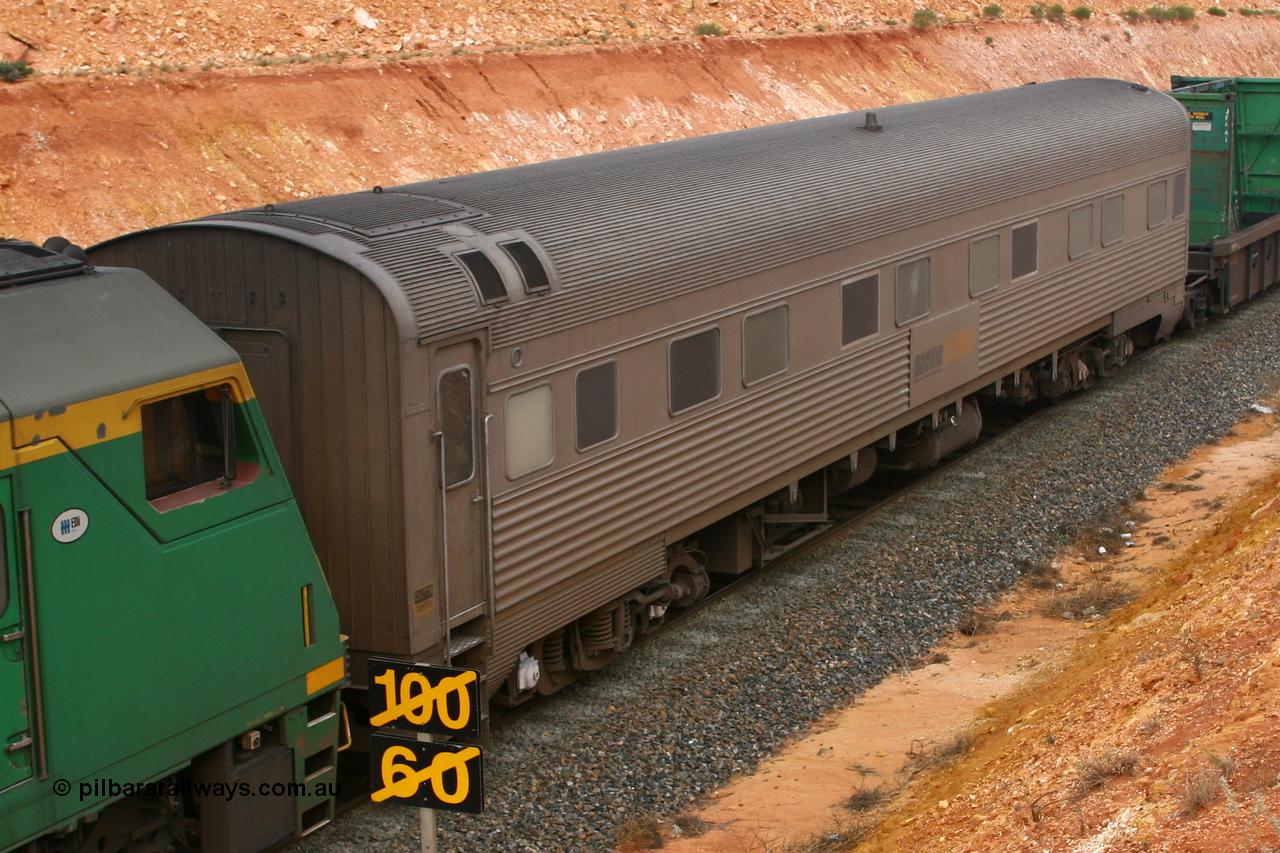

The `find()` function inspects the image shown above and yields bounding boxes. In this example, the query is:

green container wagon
[1170,76,1280,319]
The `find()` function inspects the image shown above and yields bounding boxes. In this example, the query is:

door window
[438,367,476,488]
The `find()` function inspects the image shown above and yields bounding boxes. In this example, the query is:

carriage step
[449,633,487,658]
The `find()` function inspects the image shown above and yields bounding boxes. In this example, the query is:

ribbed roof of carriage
[192,78,1188,345]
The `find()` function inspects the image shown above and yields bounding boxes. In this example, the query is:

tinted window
[743,305,788,385]
[500,241,550,293]
[1102,195,1125,246]
[1147,181,1167,229]
[506,385,554,478]
[1173,172,1187,219]
[457,250,506,303]
[575,362,618,450]
[841,275,878,345]
[669,328,721,414]
[895,258,930,326]
[969,235,999,296]
[143,387,232,501]
[1012,222,1038,279]
[1069,204,1093,260]
[439,367,475,487]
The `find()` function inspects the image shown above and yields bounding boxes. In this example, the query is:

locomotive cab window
[500,241,551,293]
[1102,195,1125,246]
[1173,172,1188,220]
[969,235,999,296]
[575,361,619,451]
[1147,180,1167,229]
[438,367,475,487]
[456,250,507,304]
[895,258,930,326]
[669,328,721,415]
[143,384,256,510]
[506,385,555,478]
[1012,221,1038,280]
[1068,204,1093,260]
[742,305,788,385]
[841,275,879,345]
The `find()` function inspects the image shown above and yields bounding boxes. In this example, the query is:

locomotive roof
[96,78,1189,347]
[0,264,238,422]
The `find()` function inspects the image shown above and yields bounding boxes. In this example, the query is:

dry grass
[616,813,665,850]
[907,729,976,773]
[1041,580,1136,620]
[957,607,1003,636]
[1024,560,1063,590]
[769,816,874,852]
[1179,771,1220,816]
[1137,710,1164,738]
[1072,748,1140,798]
[844,784,891,812]
[672,813,710,838]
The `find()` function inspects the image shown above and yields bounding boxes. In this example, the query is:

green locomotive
[0,240,346,851]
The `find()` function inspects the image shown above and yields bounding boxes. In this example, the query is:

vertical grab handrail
[433,431,453,666]
[20,509,48,779]
[481,414,496,626]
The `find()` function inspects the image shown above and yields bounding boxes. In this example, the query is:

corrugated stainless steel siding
[191,80,1190,348]
[488,539,666,682]
[979,226,1187,368]
[89,229,410,655]
[490,334,910,613]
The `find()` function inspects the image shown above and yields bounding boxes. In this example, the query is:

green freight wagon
[0,240,347,851]
[1170,76,1280,318]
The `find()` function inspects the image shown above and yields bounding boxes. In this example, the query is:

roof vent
[498,240,551,293]
[859,112,883,132]
[0,240,86,288]
[254,190,483,238]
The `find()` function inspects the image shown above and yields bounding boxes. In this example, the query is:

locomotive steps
[6,16,1280,246]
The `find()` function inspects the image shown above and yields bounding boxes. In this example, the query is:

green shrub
[985,34,996,43]
[0,60,33,83]
[1146,4,1174,19]
[911,8,941,27]
[1031,2,1047,19]
[1171,4,1196,18]
[1122,7,1145,19]
[1208,5,1228,13]
[1047,3,1067,20]
[1239,6,1264,13]
[693,20,724,36]
[884,17,899,25]
[982,3,1004,16]
[1071,5,1093,17]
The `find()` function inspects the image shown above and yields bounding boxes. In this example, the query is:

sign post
[366,657,485,851]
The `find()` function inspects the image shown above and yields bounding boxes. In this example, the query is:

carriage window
[500,241,551,293]
[438,367,475,487]
[143,385,241,504]
[841,276,878,345]
[1147,180,1167,229]
[506,385,554,478]
[1103,195,1125,246]
[1012,222,1038,279]
[457,250,507,303]
[1069,204,1093,260]
[1173,172,1187,219]
[669,328,721,414]
[895,258,930,326]
[969,235,999,296]
[743,305,788,385]
[575,362,618,451]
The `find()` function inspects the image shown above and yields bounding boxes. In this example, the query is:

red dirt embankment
[5,18,1280,246]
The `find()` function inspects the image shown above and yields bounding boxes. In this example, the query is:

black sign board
[369,732,484,815]
[367,657,483,742]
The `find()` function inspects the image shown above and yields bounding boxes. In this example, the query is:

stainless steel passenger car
[92,78,1190,703]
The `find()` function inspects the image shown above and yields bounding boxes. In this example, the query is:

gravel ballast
[305,292,1280,853]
